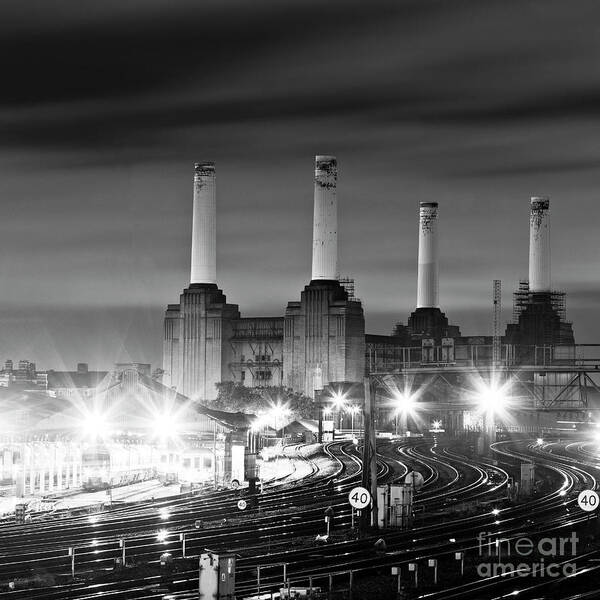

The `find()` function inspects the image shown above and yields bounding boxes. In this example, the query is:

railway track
[2,437,591,599]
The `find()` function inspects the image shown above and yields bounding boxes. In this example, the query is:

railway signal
[68,547,75,579]
[455,551,464,576]
[428,558,438,585]
[14,503,26,524]
[391,566,401,594]
[408,562,418,588]
[118,538,126,566]
[324,506,335,536]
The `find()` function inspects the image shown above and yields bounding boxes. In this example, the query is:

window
[183,458,191,468]
[255,370,272,381]
[203,456,212,469]
[194,457,201,469]
[241,371,245,382]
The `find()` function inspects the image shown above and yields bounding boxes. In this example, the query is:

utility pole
[361,377,378,531]
[212,420,218,489]
[316,389,323,443]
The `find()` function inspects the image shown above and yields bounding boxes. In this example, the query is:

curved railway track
[3,436,592,599]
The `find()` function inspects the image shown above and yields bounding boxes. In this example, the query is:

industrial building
[162,158,577,407]
[163,157,365,401]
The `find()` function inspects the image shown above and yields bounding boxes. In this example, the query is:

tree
[213,383,315,421]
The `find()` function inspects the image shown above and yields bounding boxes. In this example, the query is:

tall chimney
[528,196,551,293]
[416,202,439,308]
[190,162,217,285]
[311,155,338,281]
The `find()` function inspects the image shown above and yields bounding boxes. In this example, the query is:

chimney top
[530,196,549,209]
[194,162,215,175]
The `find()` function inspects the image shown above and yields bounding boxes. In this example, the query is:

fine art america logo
[476,531,578,578]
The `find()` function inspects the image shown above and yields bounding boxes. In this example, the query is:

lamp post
[330,392,347,438]
[316,388,323,443]
[324,407,333,440]
[392,391,415,436]
[349,406,359,437]
[473,375,511,456]
[269,401,290,445]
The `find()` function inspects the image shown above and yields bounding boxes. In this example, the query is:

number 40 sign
[577,489,599,512]
[348,486,372,510]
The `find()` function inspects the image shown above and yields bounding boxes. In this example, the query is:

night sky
[1,0,599,370]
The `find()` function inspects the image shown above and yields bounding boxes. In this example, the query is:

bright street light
[152,412,179,440]
[267,400,291,438]
[393,391,417,415]
[390,390,418,436]
[330,391,347,409]
[81,410,109,439]
[472,378,512,418]
[347,405,360,436]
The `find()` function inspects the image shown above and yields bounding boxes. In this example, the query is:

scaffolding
[339,276,358,301]
[512,279,567,323]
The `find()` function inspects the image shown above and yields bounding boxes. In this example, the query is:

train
[81,444,156,491]
[81,442,244,491]
[156,447,216,486]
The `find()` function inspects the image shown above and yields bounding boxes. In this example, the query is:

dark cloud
[0,0,406,106]
[0,0,599,367]
[3,0,600,155]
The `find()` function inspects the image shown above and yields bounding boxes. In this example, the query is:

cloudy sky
[1,0,599,370]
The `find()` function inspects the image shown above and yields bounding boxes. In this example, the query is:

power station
[163,157,365,401]
[162,158,576,403]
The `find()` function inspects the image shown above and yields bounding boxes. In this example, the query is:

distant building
[0,358,42,389]
[46,365,109,399]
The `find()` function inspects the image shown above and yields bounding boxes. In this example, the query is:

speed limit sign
[237,499,247,511]
[348,486,372,509]
[577,490,599,512]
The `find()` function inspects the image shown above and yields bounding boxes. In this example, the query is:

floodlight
[152,412,178,439]
[330,391,347,409]
[393,391,416,415]
[473,379,512,417]
[81,411,109,439]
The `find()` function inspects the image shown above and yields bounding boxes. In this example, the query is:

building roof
[1,366,256,439]
[277,419,318,435]
[194,405,256,430]
[47,371,109,389]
